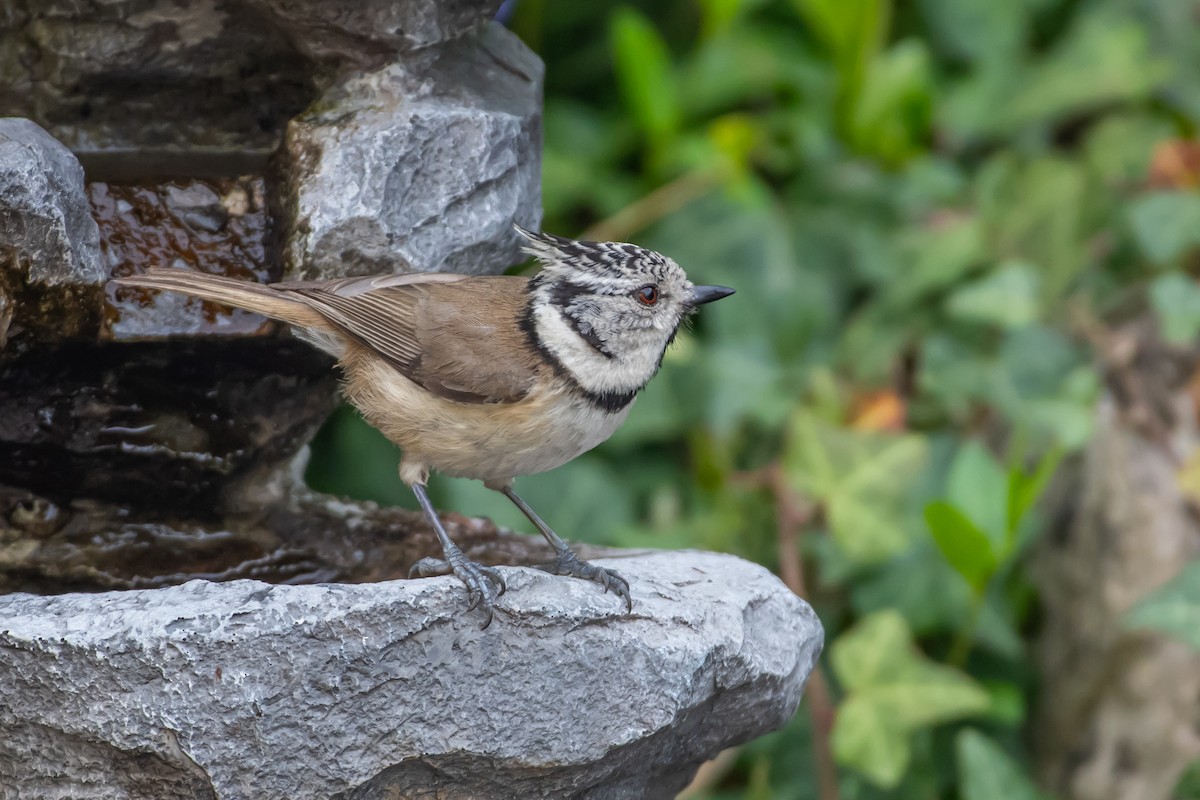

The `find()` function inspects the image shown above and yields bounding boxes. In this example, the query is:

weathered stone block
[277,22,543,279]
[0,551,823,799]
[0,118,103,288]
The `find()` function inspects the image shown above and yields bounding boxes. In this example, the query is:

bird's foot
[410,556,507,628]
[539,550,632,612]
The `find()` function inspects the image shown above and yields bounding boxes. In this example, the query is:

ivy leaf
[831,611,990,788]
[916,0,1026,66]
[1125,560,1200,650]
[957,729,1049,800]
[946,440,1008,551]
[945,262,1040,329]
[888,216,984,308]
[833,696,910,788]
[785,412,928,563]
[1149,272,1200,344]
[1128,192,1200,266]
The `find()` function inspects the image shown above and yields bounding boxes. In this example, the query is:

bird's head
[516,225,734,408]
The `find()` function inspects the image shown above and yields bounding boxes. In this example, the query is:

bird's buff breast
[340,352,631,485]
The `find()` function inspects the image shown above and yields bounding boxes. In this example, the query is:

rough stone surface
[0,551,823,800]
[0,117,106,349]
[0,0,316,164]
[253,0,505,62]
[0,118,103,287]
[0,340,337,516]
[0,0,503,165]
[278,21,543,278]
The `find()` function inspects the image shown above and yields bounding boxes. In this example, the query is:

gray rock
[253,0,506,62]
[0,551,822,799]
[277,22,543,279]
[2,1,314,162]
[0,0,505,167]
[0,118,103,287]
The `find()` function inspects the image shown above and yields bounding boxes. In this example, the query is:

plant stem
[579,169,721,243]
[763,464,841,800]
[947,590,986,669]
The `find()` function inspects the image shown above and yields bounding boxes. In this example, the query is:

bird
[111,226,734,625]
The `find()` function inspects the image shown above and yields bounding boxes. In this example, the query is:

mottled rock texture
[0,551,823,800]
[0,1,540,276]
[0,0,502,159]
[0,118,105,347]
[277,22,543,278]
[0,118,102,287]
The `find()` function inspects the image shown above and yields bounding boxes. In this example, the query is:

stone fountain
[0,2,822,797]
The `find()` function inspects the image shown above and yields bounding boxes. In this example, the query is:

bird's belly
[342,356,631,484]
[427,394,631,482]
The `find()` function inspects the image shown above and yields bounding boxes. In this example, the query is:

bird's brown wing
[284,274,540,404]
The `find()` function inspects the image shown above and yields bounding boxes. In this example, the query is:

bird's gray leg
[407,482,506,627]
[498,485,632,612]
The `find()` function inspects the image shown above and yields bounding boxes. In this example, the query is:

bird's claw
[539,551,633,612]
[409,556,506,627]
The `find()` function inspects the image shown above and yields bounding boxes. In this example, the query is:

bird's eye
[636,285,659,306]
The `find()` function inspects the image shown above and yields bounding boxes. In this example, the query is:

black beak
[691,285,736,306]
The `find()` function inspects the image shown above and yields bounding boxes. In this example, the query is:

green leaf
[833,695,910,787]
[1128,192,1200,266]
[941,11,1171,143]
[976,156,1089,302]
[1084,112,1176,189]
[831,611,990,788]
[993,327,1097,450]
[982,680,1026,725]
[1002,15,1169,132]
[1174,759,1200,800]
[889,216,985,308]
[945,262,1040,329]
[1006,445,1064,549]
[791,0,889,135]
[924,501,997,593]
[832,606,914,691]
[850,39,933,164]
[610,8,680,148]
[697,0,753,39]
[785,412,928,563]
[850,545,1025,658]
[957,729,1048,800]
[947,440,1008,549]
[1125,560,1200,650]
[916,0,1026,66]
[1150,272,1200,344]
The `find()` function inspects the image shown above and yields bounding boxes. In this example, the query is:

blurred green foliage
[307,0,1200,796]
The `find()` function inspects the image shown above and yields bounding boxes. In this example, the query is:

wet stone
[0,339,337,515]
[93,176,279,340]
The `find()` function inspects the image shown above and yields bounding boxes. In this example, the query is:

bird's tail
[112,269,325,329]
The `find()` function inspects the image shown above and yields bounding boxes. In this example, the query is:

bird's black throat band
[519,299,639,414]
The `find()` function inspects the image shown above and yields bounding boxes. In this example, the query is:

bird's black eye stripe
[636,285,658,306]
[548,280,594,307]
